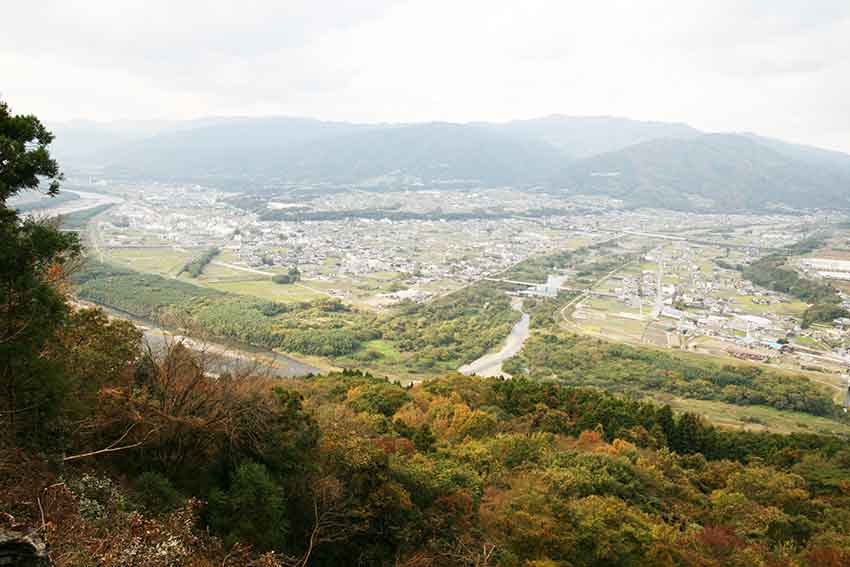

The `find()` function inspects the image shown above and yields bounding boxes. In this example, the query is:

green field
[664,396,850,436]
[103,245,333,304]
[106,247,195,276]
[577,318,653,343]
[194,262,248,279]
[360,339,403,363]
[793,335,828,350]
[204,280,327,302]
[731,294,808,317]
[60,203,115,229]
[563,237,590,250]
[304,272,408,307]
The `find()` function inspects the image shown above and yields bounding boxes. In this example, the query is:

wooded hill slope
[56,115,850,211]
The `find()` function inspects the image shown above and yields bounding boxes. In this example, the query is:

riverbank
[22,188,124,219]
[73,299,322,378]
[458,297,529,378]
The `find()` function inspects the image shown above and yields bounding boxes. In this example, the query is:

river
[55,191,319,378]
[81,301,320,378]
[458,297,530,378]
[21,189,124,219]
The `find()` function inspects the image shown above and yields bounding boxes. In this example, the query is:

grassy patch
[60,203,115,229]
[362,339,403,362]
[106,247,195,277]
[205,280,326,303]
[732,295,808,317]
[663,396,850,436]
[793,335,819,347]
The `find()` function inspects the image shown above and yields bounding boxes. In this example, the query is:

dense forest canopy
[3,100,850,567]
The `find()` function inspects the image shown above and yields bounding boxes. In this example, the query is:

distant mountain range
[51,115,850,212]
[556,133,850,210]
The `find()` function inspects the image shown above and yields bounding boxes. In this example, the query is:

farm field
[203,280,327,303]
[663,396,850,436]
[102,245,336,304]
[106,246,195,277]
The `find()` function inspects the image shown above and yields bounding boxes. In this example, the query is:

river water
[56,192,318,378]
[21,189,124,219]
[87,302,319,378]
[141,327,320,378]
[458,297,530,378]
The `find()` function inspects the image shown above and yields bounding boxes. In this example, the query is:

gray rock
[0,529,52,567]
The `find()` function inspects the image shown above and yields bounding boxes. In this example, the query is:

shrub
[207,462,288,550]
[135,472,181,514]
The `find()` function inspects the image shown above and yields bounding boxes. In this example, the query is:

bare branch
[63,426,157,462]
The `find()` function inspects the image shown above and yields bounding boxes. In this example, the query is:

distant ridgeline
[55,115,850,212]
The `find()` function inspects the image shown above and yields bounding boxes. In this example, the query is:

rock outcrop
[0,529,52,566]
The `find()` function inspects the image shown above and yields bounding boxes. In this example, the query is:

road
[652,257,664,318]
[592,228,780,252]
[560,259,639,329]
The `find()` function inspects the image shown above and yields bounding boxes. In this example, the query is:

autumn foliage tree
[4,98,850,567]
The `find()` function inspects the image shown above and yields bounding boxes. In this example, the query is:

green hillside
[557,133,850,210]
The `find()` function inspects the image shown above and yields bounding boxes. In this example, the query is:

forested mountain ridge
[555,133,850,210]
[47,116,241,164]
[56,114,700,178]
[255,121,568,184]
[741,132,850,174]
[101,117,370,178]
[55,114,850,211]
[93,117,576,183]
[494,114,700,158]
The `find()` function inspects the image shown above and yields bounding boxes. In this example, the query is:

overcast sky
[2,0,850,152]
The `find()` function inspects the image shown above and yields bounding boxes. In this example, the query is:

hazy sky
[2,0,850,152]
